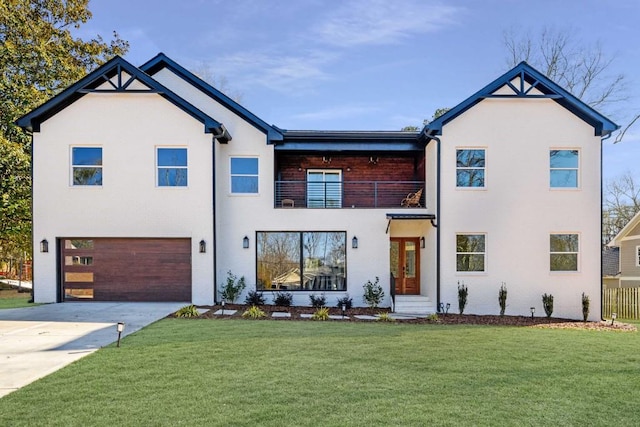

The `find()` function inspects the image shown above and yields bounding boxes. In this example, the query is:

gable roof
[423,61,619,139]
[609,210,640,247]
[140,53,282,143]
[16,55,231,142]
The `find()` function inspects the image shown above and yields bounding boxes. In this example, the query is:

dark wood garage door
[61,238,191,302]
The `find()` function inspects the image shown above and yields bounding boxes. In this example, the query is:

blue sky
[80,0,640,183]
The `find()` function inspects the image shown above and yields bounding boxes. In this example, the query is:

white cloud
[290,104,383,121]
[314,0,462,47]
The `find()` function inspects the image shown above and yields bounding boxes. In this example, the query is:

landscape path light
[530,307,535,319]
[611,312,617,325]
[116,322,125,348]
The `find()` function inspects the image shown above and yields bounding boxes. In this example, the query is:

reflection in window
[231,157,258,193]
[157,148,188,186]
[550,150,578,188]
[72,147,102,186]
[456,234,485,272]
[257,232,346,291]
[65,239,94,250]
[456,149,485,187]
[65,256,93,266]
[550,234,578,271]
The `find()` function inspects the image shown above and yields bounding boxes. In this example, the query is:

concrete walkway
[0,302,185,398]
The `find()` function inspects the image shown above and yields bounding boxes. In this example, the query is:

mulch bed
[174,304,637,331]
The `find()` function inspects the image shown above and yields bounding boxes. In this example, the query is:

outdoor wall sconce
[40,239,49,253]
[530,307,535,319]
[352,236,358,249]
[611,312,617,325]
[420,236,425,248]
[243,236,250,249]
[199,240,206,253]
[116,322,125,348]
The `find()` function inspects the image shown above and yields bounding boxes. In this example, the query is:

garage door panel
[62,238,192,302]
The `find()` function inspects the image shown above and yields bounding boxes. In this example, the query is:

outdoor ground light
[116,322,125,348]
[221,300,225,315]
[199,239,206,253]
[243,236,250,249]
[530,307,535,319]
[611,312,617,325]
[352,236,358,249]
[438,302,444,312]
[445,303,451,314]
[40,239,49,253]
[341,303,346,318]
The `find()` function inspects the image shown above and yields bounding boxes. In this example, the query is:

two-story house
[17,54,617,320]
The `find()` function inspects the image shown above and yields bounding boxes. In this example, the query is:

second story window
[550,149,579,188]
[157,148,188,187]
[231,157,259,193]
[307,170,341,208]
[72,147,102,186]
[456,149,485,188]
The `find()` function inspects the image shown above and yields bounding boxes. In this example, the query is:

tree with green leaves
[0,0,128,263]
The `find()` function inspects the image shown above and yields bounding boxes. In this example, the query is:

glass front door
[390,238,420,295]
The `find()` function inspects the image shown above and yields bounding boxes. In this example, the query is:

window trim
[550,233,580,273]
[156,146,188,188]
[256,231,347,292]
[230,156,259,195]
[636,245,640,268]
[455,233,487,273]
[70,146,103,187]
[455,148,486,189]
[549,148,580,190]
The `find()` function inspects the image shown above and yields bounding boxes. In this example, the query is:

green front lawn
[0,288,32,309]
[0,319,638,426]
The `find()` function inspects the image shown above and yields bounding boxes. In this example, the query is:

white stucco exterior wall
[438,97,602,320]
[32,92,215,304]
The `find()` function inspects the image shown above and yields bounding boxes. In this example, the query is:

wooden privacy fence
[603,287,640,320]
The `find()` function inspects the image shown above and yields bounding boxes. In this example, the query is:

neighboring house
[17,54,618,320]
[607,210,640,288]
[602,246,620,289]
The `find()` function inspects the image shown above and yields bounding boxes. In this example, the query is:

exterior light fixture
[420,236,425,248]
[199,240,206,253]
[243,236,250,249]
[221,299,225,315]
[352,236,358,249]
[611,312,617,325]
[530,307,535,319]
[116,322,125,347]
[445,303,451,314]
[438,302,444,313]
[40,239,49,253]
[341,303,346,318]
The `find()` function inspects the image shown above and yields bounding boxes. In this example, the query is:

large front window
[257,231,346,291]
[456,234,486,272]
[550,150,579,188]
[550,234,579,271]
[456,149,485,188]
[157,148,187,187]
[307,170,342,208]
[72,147,102,186]
[231,157,259,193]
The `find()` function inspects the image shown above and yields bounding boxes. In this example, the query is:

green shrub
[311,307,330,320]
[363,277,384,308]
[582,292,590,322]
[220,271,246,303]
[336,295,353,310]
[174,304,199,318]
[458,281,468,315]
[498,282,507,316]
[244,290,265,306]
[274,292,293,307]
[542,293,554,318]
[242,305,266,319]
[427,313,440,323]
[377,312,395,323]
[309,293,326,308]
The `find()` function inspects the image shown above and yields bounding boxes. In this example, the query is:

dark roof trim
[386,213,436,220]
[16,56,231,142]
[277,130,425,152]
[140,53,282,143]
[423,61,619,139]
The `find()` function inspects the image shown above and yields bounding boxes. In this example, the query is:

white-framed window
[456,233,486,272]
[71,147,102,186]
[456,149,485,188]
[550,149,579,188]
[307,169,342,208]
[157,147,188,187]
[636,246,640,267]
[230,157,259,193]
[550,233,579,271]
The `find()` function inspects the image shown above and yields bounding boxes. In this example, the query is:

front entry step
[394,295,436,315]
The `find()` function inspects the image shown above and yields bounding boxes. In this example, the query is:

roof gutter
[421,129,441,312]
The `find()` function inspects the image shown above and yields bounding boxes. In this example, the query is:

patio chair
[401,188,423,208]
[282,199,295,208]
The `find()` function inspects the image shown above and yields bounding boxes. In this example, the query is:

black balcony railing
[274,180,424,209]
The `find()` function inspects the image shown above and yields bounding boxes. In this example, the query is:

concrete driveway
[0,302,185,398]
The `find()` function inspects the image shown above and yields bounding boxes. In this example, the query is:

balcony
[275,180,425,209]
